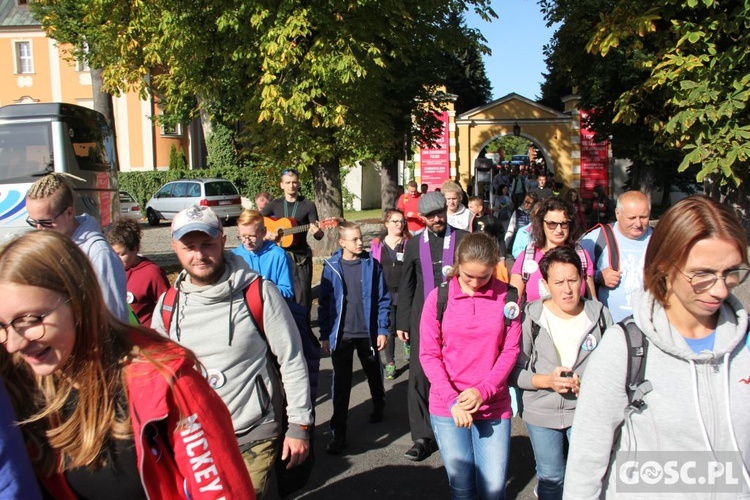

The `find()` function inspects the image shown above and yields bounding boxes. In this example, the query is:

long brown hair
[0,231,192,473]
[531,196,579,247]
[644,195,749,305]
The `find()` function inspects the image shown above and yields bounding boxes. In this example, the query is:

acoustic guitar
[264,217,339,249]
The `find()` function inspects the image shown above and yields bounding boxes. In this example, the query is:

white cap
[171,205,222,240]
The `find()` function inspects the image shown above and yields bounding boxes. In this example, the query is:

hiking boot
[326,433,347,454]
[384,362,396,380]
[403,342,411,362]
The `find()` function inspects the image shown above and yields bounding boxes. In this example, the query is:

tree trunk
[91,68,115,135]
[196,94,214,142]
[309,157,343,257]
[380,156,399,214]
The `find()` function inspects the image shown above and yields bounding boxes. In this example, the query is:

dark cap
[418,191,446,215]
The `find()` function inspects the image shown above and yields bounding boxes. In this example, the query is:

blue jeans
[431,415,510,500]
[524,423,572,500]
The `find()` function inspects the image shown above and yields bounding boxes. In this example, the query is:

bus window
[0,123,52,181]
[69,120,111,172]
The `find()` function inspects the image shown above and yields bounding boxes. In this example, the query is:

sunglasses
[543,220,571,230]
[281,168,299,176]
[26,207,68,228]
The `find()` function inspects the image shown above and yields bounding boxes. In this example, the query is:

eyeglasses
[0,299,71,344]
[388,220,405,225]
[543,220,571,230]
[676,267,750,293]
[238,234,261,242]
[422,211,445,220]
[281,168,299,176]
[523,199,534,206]
[26,207,68,228]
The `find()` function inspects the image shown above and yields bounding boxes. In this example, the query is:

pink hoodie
[419,276,522,420]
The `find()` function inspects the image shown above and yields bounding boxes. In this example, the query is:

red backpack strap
[160,287,178,335]
[245,278,265,336]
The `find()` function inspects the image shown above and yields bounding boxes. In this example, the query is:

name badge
[396,252,404,262]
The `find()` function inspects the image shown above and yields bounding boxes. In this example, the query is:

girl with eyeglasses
[370,208,412,379]
[565,195,750,497]
[0,231,253,499]
[511,196,596,304]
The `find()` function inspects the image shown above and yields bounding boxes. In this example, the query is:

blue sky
[465,0,556,101]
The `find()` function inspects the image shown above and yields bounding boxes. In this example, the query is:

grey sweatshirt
[72,213,128,322]
[564,290,750,499]
[510,298,613,429]
[151,252,313,444]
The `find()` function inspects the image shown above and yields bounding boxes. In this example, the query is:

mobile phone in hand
[561,371,574,378]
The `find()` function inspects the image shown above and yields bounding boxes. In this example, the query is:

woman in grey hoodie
[510,246,613,499]
[564,195,750,499]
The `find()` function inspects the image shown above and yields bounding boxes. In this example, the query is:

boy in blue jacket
[319,221,390,454]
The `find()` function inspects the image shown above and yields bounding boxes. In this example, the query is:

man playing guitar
[262,168,324,310]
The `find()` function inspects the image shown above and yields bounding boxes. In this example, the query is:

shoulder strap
[601,223,620,271]
[161,287,178,334]
[505,284,519,327]
[619,317,652,410]
[244,278,265,338]
[574,243,588,276]
[436,281,450,324]
[522,245,535,283]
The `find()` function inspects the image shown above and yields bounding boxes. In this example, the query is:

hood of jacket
[71,213,103,245]
[631,289,748,360]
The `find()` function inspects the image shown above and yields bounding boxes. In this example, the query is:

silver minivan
[145,178,242,226]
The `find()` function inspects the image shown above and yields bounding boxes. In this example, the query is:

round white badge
[504,301,520,320]
[206,369,227,389]
[582,334,598,351]
[442,265,452,277]
[522,259,539,275]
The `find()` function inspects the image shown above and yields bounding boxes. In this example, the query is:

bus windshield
[0,123,52,181]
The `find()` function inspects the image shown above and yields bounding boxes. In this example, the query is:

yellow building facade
[0,0,199,171]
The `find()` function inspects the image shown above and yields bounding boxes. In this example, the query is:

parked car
[145,178,242,226]
[119,191,142,221]
[510,154,530,167]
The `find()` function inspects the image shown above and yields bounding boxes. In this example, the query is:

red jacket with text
[42,330,255,499]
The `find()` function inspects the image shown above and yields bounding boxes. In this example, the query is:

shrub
[169,144,188,171]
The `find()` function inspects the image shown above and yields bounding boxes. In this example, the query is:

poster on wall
[419,111,451,190]
[579,110,609,198]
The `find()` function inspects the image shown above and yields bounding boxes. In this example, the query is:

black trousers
[288,249,313,310]
[407,320,435,443]
[330,337,385,434]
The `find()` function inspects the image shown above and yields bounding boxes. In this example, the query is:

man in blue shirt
[233,210,295,298]
[579,190,652,322]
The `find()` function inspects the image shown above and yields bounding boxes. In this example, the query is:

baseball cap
[171,205,223,240]
[418,191,447,215]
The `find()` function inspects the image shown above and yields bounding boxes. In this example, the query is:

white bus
[0,103,119,240]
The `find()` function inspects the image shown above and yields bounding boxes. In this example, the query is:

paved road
[140,222,539,499]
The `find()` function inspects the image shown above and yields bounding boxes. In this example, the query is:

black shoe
[404,438,437,461]
[326,434,347,455]
[369,401,385,423]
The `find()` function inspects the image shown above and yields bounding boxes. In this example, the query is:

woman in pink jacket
[420,233,522,499]
[0,231,253,499]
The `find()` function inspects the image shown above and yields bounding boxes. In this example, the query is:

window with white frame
[14,41,33,74]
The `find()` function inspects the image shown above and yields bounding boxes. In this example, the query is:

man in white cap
[151,204,313,500]
[396,191,469,461]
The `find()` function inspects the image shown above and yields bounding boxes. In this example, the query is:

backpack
[580,223,620,272]
[436,280,519,328]
[618,317,652,411]
[521,244,589,283]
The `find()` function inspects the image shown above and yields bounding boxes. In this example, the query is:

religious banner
[419,111,451,190]
[579,110,609,197]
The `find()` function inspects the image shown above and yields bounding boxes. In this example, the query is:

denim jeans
[431,415,511,500]
[524,423,572,500]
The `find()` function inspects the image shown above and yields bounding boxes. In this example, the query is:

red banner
[579,110,609,197]
[419,111,451,190]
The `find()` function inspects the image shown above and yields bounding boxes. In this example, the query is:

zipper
[138,413,168,500]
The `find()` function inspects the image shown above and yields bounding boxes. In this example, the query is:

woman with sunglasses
[510,196,596,304]
[0,231,253,499]
[371,208,412,379]
[565,195,750,497]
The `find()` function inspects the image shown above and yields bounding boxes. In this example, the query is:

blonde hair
[26,173,75,211]
[441,180,462,195]
[337,220,360,240]
[237,209,265,228]
[0,231,193,473]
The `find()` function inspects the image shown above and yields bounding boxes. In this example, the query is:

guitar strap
[284,200,299,219]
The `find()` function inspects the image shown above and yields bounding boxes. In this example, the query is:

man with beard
[151,205,313,500]
[396,192,469,461]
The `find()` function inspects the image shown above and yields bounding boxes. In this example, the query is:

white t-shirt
[541,305,591,369]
